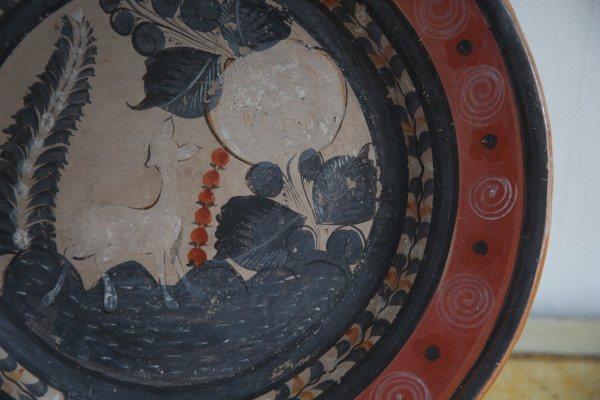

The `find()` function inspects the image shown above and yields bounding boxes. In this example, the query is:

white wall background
[510,0,600,318]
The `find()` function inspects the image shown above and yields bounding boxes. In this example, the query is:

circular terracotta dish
[0,0,550,399]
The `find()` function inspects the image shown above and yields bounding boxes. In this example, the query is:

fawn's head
[145,118,200,169]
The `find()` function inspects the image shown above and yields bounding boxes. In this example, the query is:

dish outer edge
[469,0,553,397]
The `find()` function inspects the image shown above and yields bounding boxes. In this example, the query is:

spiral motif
[469,176,518,220]
[436,274,494,334]
[457,65,507,126]
[414,0,469,39]
[370,371,432,400]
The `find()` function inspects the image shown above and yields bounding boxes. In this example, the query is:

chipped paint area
[210,40,347,165]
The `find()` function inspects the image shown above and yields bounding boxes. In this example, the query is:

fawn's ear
[161,118,175,137]
[178,144,200,161]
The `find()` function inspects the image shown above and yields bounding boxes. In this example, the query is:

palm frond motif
[0,12,96,255]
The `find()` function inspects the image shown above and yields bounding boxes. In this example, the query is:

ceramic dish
[0,0,550,399]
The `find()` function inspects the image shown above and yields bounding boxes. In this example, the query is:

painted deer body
[42,119,200,312]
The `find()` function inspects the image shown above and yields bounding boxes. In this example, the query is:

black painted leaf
[76,65,96,80]
[35,147,68,166]
[3,124,33,150]
[312,147,377,225]
[57,104,84,120]
[71,79,91,93]
[0,141,25,165]
[64,88,91,106]
[27,193,56,210]
[215,196,306,271]
[130,47,223,119]
[27,205,56,225]
[24,82,51,115]
[218,0,292,56]
[29,179,59,198]
[13,109,39,133]
[44,130,72,147]
[32,163,63,181]
[55,117,78,132]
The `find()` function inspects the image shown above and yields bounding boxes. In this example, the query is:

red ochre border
[357,0,551,399]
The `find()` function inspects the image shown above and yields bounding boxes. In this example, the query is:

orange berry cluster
[187,148,230,267]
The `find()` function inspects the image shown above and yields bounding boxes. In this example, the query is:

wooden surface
[487,355,600,399]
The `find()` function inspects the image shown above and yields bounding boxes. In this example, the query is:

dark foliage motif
[215,196,306,271]
[100,0,292,118]
[128,46,223,118]
[214,144,377,275]
[219,0,292,56]
[312,144,377,225]
[0,14,96,256]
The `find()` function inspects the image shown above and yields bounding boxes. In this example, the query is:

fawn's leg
[155,251,178,309]
[94,253,118,313]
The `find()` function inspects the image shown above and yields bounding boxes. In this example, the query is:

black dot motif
[457,39,474,56]
[473,241,489,255]
[481,134,498,149]
[425,345,441,362]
